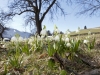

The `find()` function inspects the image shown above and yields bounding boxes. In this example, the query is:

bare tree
[0,0,67,35]
[75,0,100,16]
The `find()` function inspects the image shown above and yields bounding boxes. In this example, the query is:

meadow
[0,26,100,75]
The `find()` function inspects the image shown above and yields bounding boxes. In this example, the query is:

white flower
[54,25,60,34]
[33,44,37,49]
[66,31,70,35]
[41,36,45,39]
[18,37,23,42]
[62,37,64,41]
[11,36,17,42]
[11,36,23,42]
[76,29,79,33]
[47,36,54,41]
[71,39,74,43]
[54,35,60,41]
[86,35,90,39]
[88,31,91,35]
[37,35,41,40]
[65,29,71,35]
[21,61,23,64]
[65,34,67,37]
[66,43,71,47]
[83,40,89,44]
[65,37,69,42]
[76,27,80,33]
[2,44,6,48]
[28,37,34,45]
[40,29,47,36]
[6,73,11,75]
[54,29,60,34]
[67,31,70,35]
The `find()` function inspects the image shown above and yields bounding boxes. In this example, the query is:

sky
[0,0,100,33]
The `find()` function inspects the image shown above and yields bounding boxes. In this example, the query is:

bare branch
[0,0,69,34]
[55,1,66,16]
[76,0,100,16]
[38,0,42,13]
[40,0,56,22]
[18,9,35,15]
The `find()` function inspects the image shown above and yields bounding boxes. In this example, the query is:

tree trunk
[0,33,3,40]
[36,21,42,35]
[35,14,42,35]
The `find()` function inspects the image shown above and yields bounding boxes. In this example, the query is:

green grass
[1,27,100,75]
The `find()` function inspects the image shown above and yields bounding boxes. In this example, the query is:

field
[0,27,100,75]
[70,27,100,36]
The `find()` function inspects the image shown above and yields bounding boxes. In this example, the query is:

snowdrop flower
[83,40,89,44]
[62,37,64,41]
[33,44,37,49]
[28,37,34,45]
[65,37,69,42]
[88,31,91,35]
[54,28,60,34]
[66,43,71,47]
[66,29,71,34]
[21,61,23,64]
[76,29,79,33]
[40,29,47,36]
[6,59,10,65]
[76,27,80,33]
[18,37,23,42]
[40,25,47,36]
[65,34,68,38]
[54,25,57,30]
[71,39,74,43]
[11,36,23,42]
[6,73,11,75]
[65,29,70,35]
[65,29,71,38]
[54,35,60,41]
[11,36,17,42]
[86,35,90,39]
[66,31,70,35]
[41,35,45,39]
[47,36,54,41]
[54,25,60,34]
[2,44,6,48]
[37,35,41,40]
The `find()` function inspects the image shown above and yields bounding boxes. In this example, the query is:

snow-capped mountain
[2,28,31,39]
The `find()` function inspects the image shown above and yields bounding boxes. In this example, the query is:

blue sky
[0,0,100,33]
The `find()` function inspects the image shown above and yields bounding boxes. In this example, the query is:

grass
[1,27,100,75]
[70,28,100,35]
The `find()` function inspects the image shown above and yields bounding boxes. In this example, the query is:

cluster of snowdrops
[0,25,95,75]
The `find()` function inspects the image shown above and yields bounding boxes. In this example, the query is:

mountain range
[2,28,31,39]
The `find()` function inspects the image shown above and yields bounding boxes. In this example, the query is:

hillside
[2,28,31,39]
[70,27,100,36]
